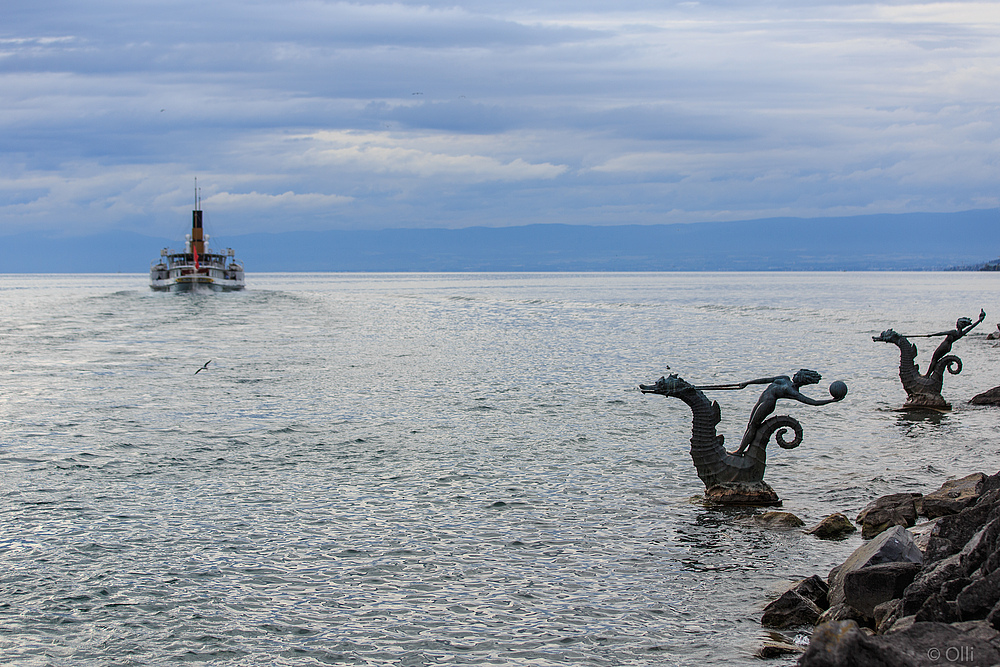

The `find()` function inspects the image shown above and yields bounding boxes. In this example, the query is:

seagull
[195,360,212,374]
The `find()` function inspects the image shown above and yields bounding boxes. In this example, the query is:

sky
[2,0,999,239]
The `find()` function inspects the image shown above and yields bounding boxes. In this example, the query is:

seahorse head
[639,373,694,396]
[873,328,901,343]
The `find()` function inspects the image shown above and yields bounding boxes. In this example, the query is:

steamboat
[150,189,244,292]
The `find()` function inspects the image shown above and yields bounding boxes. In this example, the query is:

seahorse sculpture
[873,310,984,410]
[639,371,847,488]
[872,329,960,410]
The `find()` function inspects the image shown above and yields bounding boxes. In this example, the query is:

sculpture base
[902,393,951,411]
[704,481,782,507]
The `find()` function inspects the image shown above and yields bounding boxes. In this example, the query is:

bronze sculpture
[639,371,847,489]
[873,309,985,410]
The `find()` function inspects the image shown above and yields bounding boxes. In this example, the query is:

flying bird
[195,360,212,374]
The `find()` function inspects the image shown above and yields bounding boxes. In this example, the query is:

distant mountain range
[1,209,997,272]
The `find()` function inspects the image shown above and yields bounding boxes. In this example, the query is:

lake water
[1,272,998,666]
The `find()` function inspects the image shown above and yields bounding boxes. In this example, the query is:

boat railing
[159,253,237,269]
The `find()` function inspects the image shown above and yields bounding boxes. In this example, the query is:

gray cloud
[1,0,998,238]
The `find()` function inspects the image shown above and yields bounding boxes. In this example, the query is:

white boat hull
[151,275,245,292]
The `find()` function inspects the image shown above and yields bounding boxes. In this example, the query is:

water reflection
[895,409,948,435]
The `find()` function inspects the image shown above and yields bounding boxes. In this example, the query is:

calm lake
[1,272,998,666]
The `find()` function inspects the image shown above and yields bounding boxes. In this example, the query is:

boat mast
[191,177,205,259]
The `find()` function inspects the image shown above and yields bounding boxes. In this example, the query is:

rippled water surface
[2,272,999,666]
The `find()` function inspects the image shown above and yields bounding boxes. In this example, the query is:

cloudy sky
[2,0,998,238]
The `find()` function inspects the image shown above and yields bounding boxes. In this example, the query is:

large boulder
[903,487,1000,623]
[919,473,986,518]
[843,562,922,619]
[956,568,1000,619]
[794,574,831,610]
[856,493,921,539]
[761,589,823,628]
[829,526,922,608]
[921,488,1000,567]
[762,575,830,628]
[799,619,1000,666]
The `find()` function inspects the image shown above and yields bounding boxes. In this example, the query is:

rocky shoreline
[755,470,1000,666]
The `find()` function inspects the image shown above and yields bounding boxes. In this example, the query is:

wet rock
[756,639,804,658]
[761,589,823,628]
[816,603,861,626]
[919,473,986,518]
[829,526,922,608]
[971,386,1000,405]
[856,493,921,539]
[806,513,857,539]
[792,574,830,610]
[800,619,1000,666]
[704,481,781,506]
[797,620,912,666]
[843,562,921,619]
[754,511,804,529]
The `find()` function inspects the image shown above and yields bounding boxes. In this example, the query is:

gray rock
[919,473,986,518]
[905,517,1000,619]
[970,386,1000,405]
[873,599,903,634]
[761,589,823,628]
[756,639,804,658]
[923,488,1000,564]
[792,574,830,610]
[797,620,914,666]
[902,553,963,616]
[956,567,1000,620]
[987,598,1000,630]
[816,603,862,626]
[806,513,857,539]
[800,619,1000,666]
[856,493,921,539]
[914,592,959,623]
[829,526,923,608]
[843,562,922,619]
[885,614,915,634]
[951,619,1000,641]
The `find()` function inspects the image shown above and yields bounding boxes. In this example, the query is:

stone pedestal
[903,393,951,411]
[704,481,781,506]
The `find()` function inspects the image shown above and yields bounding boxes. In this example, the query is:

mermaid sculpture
[640,370,847,490]
[873,309,985,410]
